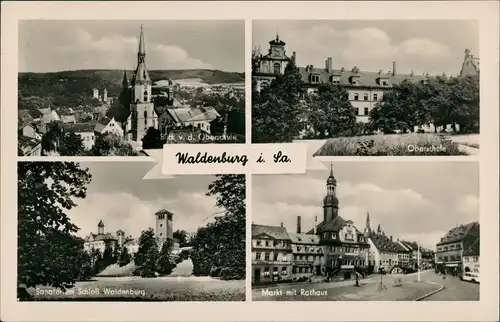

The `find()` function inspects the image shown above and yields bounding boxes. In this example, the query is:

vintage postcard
[1,1,499,322]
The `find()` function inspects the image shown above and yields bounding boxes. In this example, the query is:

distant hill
[18,69,245,110]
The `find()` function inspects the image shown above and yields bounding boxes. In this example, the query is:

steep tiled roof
[316,216,346,234]
[106,102,130,123]
[84,233,117,242]
[166,106,220,124]
[298,67,428,88]
[252,224,291,240]
[288,233,320,245]
[399,240,418,251]
[62,122,96,133]
[94,117,112,133]
[27,109,43,119]
[463,238,479,257]
[370,233,401,253]
[437,221,479,246]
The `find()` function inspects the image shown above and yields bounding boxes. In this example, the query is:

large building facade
[253,35,479,124]
[435,221,480,275]
[251,223,293,284]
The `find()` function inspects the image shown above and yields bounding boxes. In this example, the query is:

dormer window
[330,75,341,84]
[310,74,320,83]
[349,75,360,85]
[377,77,390,86]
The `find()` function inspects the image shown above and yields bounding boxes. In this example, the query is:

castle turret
[155,209,174,246]
[98,220,104,235]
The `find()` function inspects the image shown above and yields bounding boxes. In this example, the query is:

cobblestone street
[253,270,478,301]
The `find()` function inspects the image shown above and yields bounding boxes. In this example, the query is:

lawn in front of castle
[313,133,473,156]
[27,276,245,301]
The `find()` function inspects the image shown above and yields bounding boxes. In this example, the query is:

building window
[263,267,270,276]
[256,240,261,246]
[256,253,261,260]
[373,94,378,101]
[364,93,369,101]
[274,253,279,261]
[265,240,270,247]
[355,108,359,115]
[311,75,320,83]
[364,108,369,115]
[281,267,287,275]
[354,93,359,100]
[273,63,281,75]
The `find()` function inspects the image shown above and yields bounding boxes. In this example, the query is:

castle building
[251,223,293,284]
[83,209,175,257]
[435,221,480,275]
[253,35,478,124]
[308,165,371,277]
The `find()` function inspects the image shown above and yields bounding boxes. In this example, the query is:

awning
[445,263,460,267]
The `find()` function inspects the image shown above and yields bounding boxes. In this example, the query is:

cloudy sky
[252,162,479,249]
[67,162,224,239]
[19,20,244,72]
[253,20,478,76]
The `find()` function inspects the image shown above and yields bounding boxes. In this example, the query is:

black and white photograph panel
[251,162,479,301]
[252,20,479,156]
[17,161,245,301]
[18,20,245,157]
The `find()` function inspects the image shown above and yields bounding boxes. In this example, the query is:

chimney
[296,216,302,233]
[392,61,396,76]
[280,222,283,228]
[326,57,333,73]
[390,236,393,242]
[292,51,296,63]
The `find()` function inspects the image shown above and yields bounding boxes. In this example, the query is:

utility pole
[417,243,421,282]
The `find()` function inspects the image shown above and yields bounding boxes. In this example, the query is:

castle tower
[129,25,157,142]
[103,88,108,102]
[154,209,174,246]
[93,88,99,100]
[116,230,125,248]
[322,163,339,223]
[97,220,105,235]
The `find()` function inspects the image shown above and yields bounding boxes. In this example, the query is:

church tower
[129,25,158,143]
[364,212,371,237]
[322,163,339,223]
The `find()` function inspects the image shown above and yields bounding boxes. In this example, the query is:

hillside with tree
[18,69,244,111]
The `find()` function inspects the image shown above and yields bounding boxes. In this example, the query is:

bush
[209,266,221,277]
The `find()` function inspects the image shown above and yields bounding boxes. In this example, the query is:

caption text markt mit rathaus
[261,288,328,297]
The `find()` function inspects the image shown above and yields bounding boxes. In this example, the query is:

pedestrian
[355,272,360,287]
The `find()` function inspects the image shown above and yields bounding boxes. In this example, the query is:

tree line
[251,53,479,143]
[190,174,246,280]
